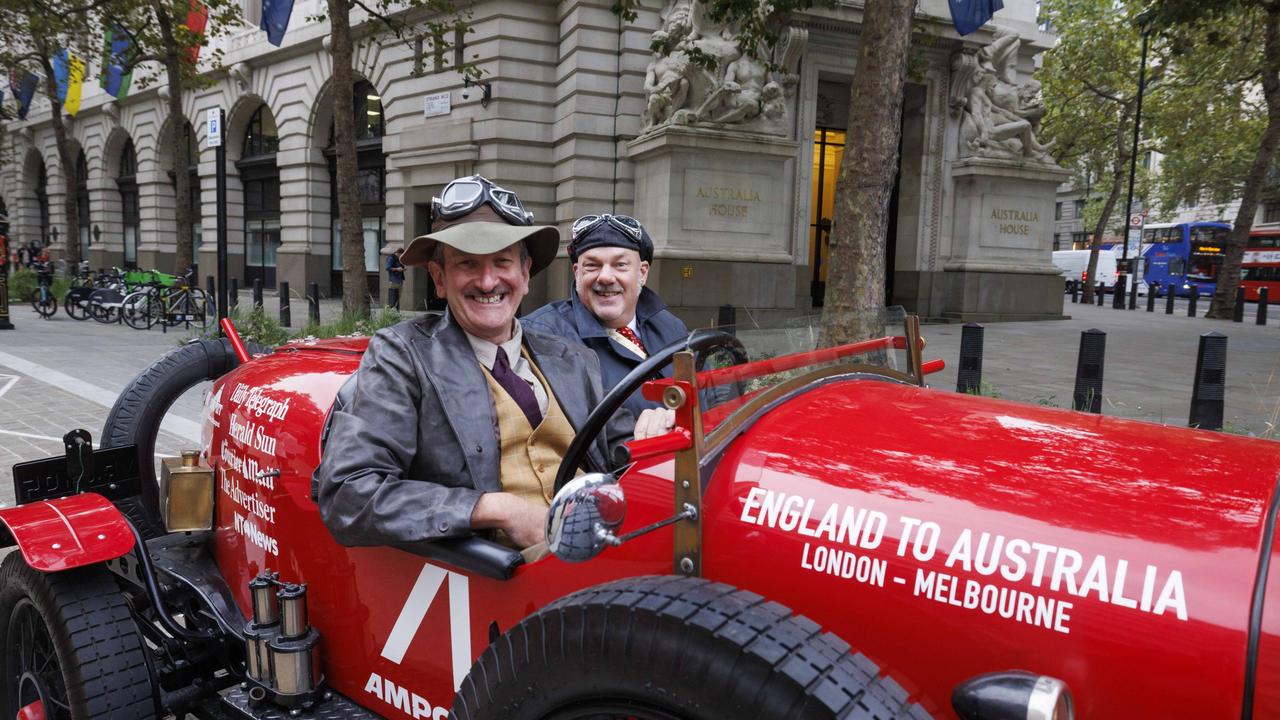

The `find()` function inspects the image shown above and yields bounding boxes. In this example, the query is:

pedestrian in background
[384,246,405,309]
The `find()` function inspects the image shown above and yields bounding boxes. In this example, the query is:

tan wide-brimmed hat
[401,205,559,275]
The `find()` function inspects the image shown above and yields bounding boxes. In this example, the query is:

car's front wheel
[0,552,157,720]
[453,575,932,720]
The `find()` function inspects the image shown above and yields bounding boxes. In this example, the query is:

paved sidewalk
[1,291,1278,507]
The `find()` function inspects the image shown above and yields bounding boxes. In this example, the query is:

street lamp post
[1122,24,1151,308]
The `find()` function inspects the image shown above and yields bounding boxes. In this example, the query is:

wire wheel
[31,289,57,319]
[121,291,156,330]
[0,553,157,719]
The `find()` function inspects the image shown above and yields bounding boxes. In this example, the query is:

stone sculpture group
[641,0,805,136]
[952,29,1055,163]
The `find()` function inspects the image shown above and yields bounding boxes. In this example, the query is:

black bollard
[1113,279,1126,309]
[1097,283,1106,306]
[956,323,984,395]
[1233,286,1246,322]
[1259,287,1269,326]
[717,304,736,335]
[1166,284,1176,315]
[387,286,400,311]
[1129,278,1138,310]
[206,274,215,300]
[1189,331,1228,431]
[1188,286,1199,317]
[252,279,263,310]
[1147,283,1157,312]
[229,278,239,309]
[1070,280,1079,304]
[279,281,291,327]
[307,281,320,325]
[1072,328,1106,413]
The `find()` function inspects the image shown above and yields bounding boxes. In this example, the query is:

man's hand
[634,408,677,440]
[471,492,548,548]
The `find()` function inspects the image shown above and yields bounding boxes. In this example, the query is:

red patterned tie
[615,326,647,356]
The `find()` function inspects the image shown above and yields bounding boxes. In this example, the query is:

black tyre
[63,287,93,321]
[0,553,157,719]
[31,289,57,319]
[453,576,933,720]
[121,292,155,330]
[102,338,262,533]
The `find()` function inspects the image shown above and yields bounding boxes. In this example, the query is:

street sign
[423,92,450,118]
[1129,213,1145,227]
[207,108,222,148]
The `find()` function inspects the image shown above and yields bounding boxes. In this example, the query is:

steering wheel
[554,329,749,493]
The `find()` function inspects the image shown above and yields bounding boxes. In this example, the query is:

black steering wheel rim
[554,329,747,493]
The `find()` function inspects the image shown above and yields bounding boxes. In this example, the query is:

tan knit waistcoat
[481,349,577,507]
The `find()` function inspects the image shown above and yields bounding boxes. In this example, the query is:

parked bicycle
[121,268,214,331]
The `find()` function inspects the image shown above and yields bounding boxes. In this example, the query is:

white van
[1052,249,1118,289]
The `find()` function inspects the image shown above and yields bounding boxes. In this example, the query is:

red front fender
[0,493,136,572]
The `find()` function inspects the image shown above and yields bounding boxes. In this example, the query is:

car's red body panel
[202,337,1280,719]
[0,492,136,572]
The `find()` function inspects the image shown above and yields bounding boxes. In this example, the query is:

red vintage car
[3,310,1279,720]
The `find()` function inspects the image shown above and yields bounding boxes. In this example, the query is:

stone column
[940,157,1071,321]
[276,142,329,304]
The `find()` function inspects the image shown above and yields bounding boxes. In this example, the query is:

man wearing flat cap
[317,176,668,552]
[524,214,689,420]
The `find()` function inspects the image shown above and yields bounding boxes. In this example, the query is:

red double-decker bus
[1243,229,1280,301]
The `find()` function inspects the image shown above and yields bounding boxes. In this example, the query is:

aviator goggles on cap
[571,214,645,243]
[433,175,534,226]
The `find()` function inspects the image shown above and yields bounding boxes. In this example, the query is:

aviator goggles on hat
[569,213,653,262]
[433,175,534,226]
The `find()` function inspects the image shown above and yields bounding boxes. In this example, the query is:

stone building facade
[1,0,1059,323]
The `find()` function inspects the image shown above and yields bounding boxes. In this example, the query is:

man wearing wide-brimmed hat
[317,175,666,553]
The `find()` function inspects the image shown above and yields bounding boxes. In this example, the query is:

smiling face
[428,242,531,344]
[574,246,649,329]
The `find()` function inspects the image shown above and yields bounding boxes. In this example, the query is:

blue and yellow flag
[100,25,132,100]
[52,49,85,116]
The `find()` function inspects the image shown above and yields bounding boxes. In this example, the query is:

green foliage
[186,306,406,348]
[7,270,69,302]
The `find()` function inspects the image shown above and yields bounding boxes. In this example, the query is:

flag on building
[10,72,38,120]
[948,0,1003,36]
[260,0,295,46]
[100,25,133,99]
[52,49,86,116]
[186,0,210,64]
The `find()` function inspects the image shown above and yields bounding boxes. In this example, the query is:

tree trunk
[328,0,369,317]
[36,45,80,270]
[1083,108,1130,305]
[1207,6,1280,319]
[820,0,914,345]
[154,0,194,274]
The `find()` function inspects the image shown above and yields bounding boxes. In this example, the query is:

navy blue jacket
[524,288,689,418]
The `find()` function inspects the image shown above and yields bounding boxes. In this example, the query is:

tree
[1144,0,1279,319]
[315,0,472,317]
[105,0,243,274]
[0,0,100,269]
[1038,0,1150,304]
[820,0,915,343]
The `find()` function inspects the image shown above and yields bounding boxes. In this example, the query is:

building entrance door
[809,128,844,307]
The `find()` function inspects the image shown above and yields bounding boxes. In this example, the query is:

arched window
[238,105,280,288]
[76,151,90,260]
[327,80,386,296]
[35,163,49,248]
[117,139,139,266]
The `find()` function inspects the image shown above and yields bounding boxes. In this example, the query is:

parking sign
[207,108,222,148]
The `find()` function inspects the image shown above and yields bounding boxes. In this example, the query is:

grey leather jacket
[315,310,631,547]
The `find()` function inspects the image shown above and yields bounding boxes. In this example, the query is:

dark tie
[492,348,543,428]
[615,326,647,356]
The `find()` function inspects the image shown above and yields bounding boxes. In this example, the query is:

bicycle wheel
[63,287,93,321]
[121,291,156,330]
[31,289,57,319]
[188,288,214,329]
[89,288,122,324]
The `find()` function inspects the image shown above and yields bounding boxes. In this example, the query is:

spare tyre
[102,337,264,535]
